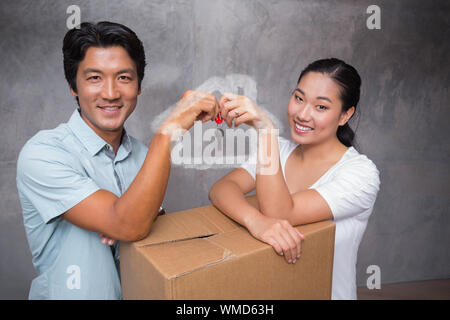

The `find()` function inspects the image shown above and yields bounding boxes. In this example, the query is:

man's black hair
[63,21,146,96]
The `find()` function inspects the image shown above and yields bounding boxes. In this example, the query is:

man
[16,21,218,299]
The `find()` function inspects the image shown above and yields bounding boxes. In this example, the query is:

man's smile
[97,105,123,114]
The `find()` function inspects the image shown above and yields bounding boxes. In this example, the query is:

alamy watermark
[66,5,81,29]
[366,265,381,289]
[169,123,280,175]
[366,5,381,30]
[66,264,81,290]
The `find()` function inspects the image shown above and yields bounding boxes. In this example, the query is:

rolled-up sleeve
[16,142,100,224]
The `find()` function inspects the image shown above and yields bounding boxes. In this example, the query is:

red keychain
[214,112,224,151]
[215,112,223,124]
[212,90,224,151]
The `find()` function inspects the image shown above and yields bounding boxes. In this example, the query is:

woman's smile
[293,121,314,134]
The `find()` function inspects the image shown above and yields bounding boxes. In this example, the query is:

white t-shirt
[241,136,380,300]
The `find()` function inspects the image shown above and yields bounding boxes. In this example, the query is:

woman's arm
[217,92,332,226]
[255,127,293,218]
[209,168,304,264]
[209,169,258,228]
[255,129,333,225]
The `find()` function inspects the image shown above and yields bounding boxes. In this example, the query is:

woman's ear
[339,106,355,126]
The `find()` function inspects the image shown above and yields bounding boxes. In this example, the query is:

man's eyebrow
[82,68,137,75]
[82,68,103,75]
[294,88,332,103]
[116,68,137,75]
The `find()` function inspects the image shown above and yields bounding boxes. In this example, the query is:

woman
[209,58,380,300]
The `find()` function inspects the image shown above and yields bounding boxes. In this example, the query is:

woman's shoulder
[336,147,380,182]
[344,147,378,168]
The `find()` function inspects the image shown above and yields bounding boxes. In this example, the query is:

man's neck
[79,110,123,155]
[100,130,123,155]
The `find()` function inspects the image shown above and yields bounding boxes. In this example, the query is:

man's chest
[74,152,138,195]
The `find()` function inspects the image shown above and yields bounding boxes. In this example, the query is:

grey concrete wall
[1,0,448,299]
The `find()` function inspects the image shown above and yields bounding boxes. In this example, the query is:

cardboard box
[120,196,335,299]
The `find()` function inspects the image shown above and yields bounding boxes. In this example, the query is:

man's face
[71,46,141,137]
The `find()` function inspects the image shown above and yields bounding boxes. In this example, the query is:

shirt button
[105,145,110,150]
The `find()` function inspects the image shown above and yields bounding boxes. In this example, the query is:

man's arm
[62,132,171,242]
[63,90,218,242]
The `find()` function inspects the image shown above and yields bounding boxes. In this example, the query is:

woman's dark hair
[297,58,361,147]
[63,21,146,95]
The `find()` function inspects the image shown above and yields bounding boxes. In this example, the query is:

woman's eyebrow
[294,88,332,103]
[294,88,304,95]
[317,96,332,103]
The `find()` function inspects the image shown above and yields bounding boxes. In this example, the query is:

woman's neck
[295,137,348,164]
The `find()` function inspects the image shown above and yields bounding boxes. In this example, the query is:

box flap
[133,204,240,248]
[207,228,267,257]
[139,237,236,280]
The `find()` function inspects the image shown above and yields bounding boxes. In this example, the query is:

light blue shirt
[16,109,149,299]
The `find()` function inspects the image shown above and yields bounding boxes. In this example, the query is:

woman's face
[287,71,354,146]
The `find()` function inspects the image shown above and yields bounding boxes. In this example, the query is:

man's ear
[339,106,355,126]
[70,88,78,97]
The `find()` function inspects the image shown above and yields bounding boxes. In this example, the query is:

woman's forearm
[209,179,262,230]
[255,128,294,220]
[210,176,304,264]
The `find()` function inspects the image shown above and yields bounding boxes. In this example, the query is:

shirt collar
[116,129,132,162]
[120,129,132,153]
[67,108,132,157]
